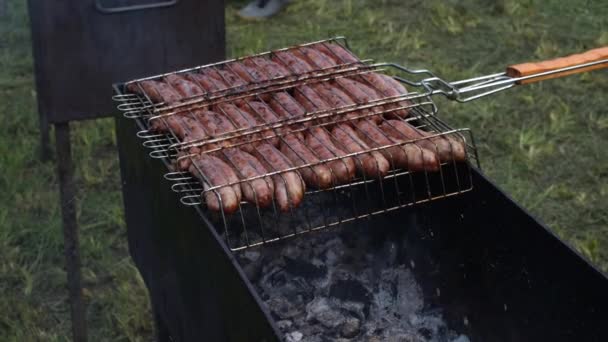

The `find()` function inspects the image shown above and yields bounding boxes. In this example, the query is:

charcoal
[286,331,304,342]
[277,320,293,330]
[285,257,327,279]
[268,296,300,320]
[329,279,370,304]
[340,316,361,338]
[451,335,470,342]
[238,222,468,341]
[306,297,346,329]
[390,332,426,342]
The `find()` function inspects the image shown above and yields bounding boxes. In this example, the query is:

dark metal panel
[401,171,608,342]
[115,113,280,342]
[27,0,225,123]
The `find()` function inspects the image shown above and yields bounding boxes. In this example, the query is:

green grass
[1,0,606,340]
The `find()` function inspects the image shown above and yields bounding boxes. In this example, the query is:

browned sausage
[186,72,226,93]
[347,76,408,118]
[179,114,209,144]
[192,110,276,208]
[235,102,281,147]
[244,57,291,78]
[236,100,328,188]
[280,133,334,189]
[356,120,439,172]
[294,85,331,112]
[379,120,466,162]
[381,74,409,95]
[216,103,258,130]
[269,92,307,119]
[333,78,385,123]
[314,43,360,64]
[359,73,411,118]
[189,153,241,214]
[228,61,268,84]
[164,74,206,98]
[222,148,275,208]
[331,124,390,178]
[195,109,242,147]
[311,83,373,122]
[206,68,248,88]
[306,126,356,183]
[171,112,214,170]
[295,47,335,69]
[272,51,314,74]
[252,143,306,212]
[127,80,182,104]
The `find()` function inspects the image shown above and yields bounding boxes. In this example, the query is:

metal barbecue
[112,37,607,251]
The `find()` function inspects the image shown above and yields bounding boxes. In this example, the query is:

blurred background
[0,0,606,340]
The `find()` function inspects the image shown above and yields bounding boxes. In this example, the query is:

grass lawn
[1,0,606,340]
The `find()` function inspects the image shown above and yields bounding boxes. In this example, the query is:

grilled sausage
[164,74,205,98]
[306,126,356,183]
[206,68,248,89]
[186,72,226,92]
[272,51,314,74]
[333,78,385,123]
[295,47,335,69]
[314,43,360,64]
[311,83,372,122]
[292,85,359,181]
[252,143,305,212]
[179,114,209,144]
[172,112,214,170]
[234,102,281,147]
[127,80,182,104]
[294,85,331,112]
[379,120,466,162]
[214,103,306,208]
[381,74,409,95]
[196,109,230,137]
[222,148,275,208]
[238,100,331,188]
[239,101,280,124]
[356,120,439,172]
[244,57,291,78]
[216,104,258,135]
[269,92,307,119]
[189,153,241,214]
[349,76,409,118]
[192,110,276,207]
[331,124,390,178]
[228,61,268,84]
[359,73,411,118]
[280,133,334,189]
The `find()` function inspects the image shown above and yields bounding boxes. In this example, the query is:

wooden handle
[506,47,608,85]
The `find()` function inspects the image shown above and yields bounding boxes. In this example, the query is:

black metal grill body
[116,112,608,341]
[27,0,225,123]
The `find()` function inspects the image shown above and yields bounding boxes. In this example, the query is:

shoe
[238,0,290,20]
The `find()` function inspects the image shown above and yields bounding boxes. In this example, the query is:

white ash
[237,227,468,342]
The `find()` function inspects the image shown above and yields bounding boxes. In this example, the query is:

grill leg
[0,0,6,18]
[154,311,171,342]
[55,122,88,342]
[39,112,52,160]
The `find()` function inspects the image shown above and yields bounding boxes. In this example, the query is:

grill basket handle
[95,0,179,14]
[506,46,608,85]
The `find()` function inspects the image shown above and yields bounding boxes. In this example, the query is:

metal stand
[0,0,7,18]
[55,122,88,342]
[39,112,52,160]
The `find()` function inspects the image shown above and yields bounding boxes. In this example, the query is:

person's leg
[238,0,290,19]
